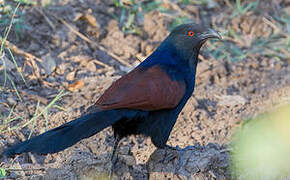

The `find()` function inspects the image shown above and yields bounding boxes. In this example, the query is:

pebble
[41,55,56,74]
[66,71,75,81]
[217,95,247,107]
[2,56,15,71]
[7,97,17,105]
[55,63,66,75]
[119,155,136,166]
[86,61,97,72]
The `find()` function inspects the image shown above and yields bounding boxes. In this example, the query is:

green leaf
[14,0,36,5]
[169,16,193,31]
[0,168,6,178]
[125,12,135,29]
[142,0,163,13]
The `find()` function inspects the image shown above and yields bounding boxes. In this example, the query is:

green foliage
[143,0,165,12]
[0,1,30,39]
[278,8,290,25]
[193,0,211,5]
[112,0,167,34]
[231,105,290,179]
[169,16,193,31]
[207,33,287,63]
[179,0,214,6]
[232,0,259,16]
[112,0,196,34]
[14,0,36,5]
[179,0,191,5]
[0,168,6,178]
[112,0,142,34]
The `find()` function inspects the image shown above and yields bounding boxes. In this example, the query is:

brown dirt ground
[0,0,289,179]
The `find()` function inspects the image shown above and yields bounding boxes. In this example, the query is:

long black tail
[2,110,129,157]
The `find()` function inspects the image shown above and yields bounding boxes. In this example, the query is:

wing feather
[96,65,186,111]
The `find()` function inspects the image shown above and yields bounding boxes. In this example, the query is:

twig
[280,48,290,59]
[7,48,27,87]
[47,11,132,67]
[6,168,45,171]
[209,170,217,179]
[6,73,22,101]
[198,54,206,62]
[1,90,68,133]
[2,40,42,79]
[222,36,245,47]
[2,40,42,63]
[219,147,233,152]
[28,100,40,139]
[21,89,68,129]
[20,90,49,104]
[90,59,111,69]
[223,0,233,8]
[34,8,55,31]
[0,3,20,52]
[262,16,288,37]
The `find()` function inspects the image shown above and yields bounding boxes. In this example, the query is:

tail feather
[2,110,130,157]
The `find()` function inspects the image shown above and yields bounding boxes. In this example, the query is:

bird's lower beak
[201,28,222,40]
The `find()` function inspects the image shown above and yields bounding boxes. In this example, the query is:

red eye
[188,31,194,37]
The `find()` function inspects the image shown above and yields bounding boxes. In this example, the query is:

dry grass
[0,2,67,136]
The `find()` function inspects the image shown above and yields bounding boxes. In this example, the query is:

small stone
[250,62,259,69]
[185,161,199,173]
[197,61,210,74]
[51,34,61,46]
[217,95,247,107]
[66,71,75,81]
[67,80,85,92]
[120,65,134,73]
[41,55,56,74]
[119,155,136,166]
[145,45,154,55]
[1,56,15,71]
[41,0,52,6]
[274,62,282,71]
[206,0,219,9]
[86,61,97,72]
[81,13,99,28]
[7,97,17,105]
[56,64,66,75]
[28,42,40,52]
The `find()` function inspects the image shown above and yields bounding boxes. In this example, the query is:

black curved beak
[201,28,222,40]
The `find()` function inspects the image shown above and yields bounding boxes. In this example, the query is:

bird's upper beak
[201,28,222,40]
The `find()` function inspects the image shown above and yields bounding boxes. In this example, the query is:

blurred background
[0,0,289,179]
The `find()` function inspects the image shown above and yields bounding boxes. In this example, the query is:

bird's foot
[164,145,182,151]
[109,154,118,179]
[162,145,184,172]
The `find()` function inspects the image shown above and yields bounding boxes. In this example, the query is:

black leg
[162,145,184,172]
[109,135,121,179]
[164,144,181,151]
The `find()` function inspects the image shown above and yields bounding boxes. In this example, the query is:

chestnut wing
[96,65,186,111]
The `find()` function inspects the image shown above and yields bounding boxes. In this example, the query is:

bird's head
[169,23,222,49]
[164,23,222,63]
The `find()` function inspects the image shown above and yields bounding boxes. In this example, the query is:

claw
[163,145,185,172]
[109,135,121,179]
[109,154,118,179]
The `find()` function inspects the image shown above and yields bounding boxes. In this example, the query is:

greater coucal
[3,23,221,174]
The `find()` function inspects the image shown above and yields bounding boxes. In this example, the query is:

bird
[2,23,221,175]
